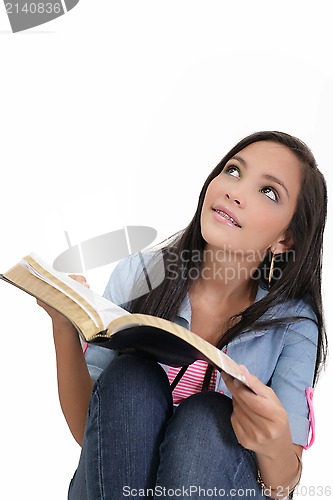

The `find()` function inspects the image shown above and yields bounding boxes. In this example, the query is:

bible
[1,253,251,389]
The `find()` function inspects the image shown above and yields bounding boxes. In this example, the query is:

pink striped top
[167,360,217,404]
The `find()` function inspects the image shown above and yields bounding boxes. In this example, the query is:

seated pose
[39,131,327,500]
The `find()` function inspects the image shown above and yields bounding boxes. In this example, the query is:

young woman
[40,131,327,499]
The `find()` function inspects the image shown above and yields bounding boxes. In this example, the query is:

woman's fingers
[69,274,90,288]
[222,366,291,454]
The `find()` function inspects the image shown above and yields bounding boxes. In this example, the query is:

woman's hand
[222,366,292,460]
[37,274,90,326]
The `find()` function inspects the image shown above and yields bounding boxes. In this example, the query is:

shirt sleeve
[269,309,318,447]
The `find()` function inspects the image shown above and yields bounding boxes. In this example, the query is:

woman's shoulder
[280,295,317,323]
[112,250,165,285]
[258,284,317,319]
[258,285,318,342]
[103,250,165,305]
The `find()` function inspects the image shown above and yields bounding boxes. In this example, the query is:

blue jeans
[68,355,267,499]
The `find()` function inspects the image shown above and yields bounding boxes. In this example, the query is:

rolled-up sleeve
[269,314,318,447]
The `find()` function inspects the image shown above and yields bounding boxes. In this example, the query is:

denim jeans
[68,355,268,499]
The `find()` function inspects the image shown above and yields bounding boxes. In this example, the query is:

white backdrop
[0,1,332,499]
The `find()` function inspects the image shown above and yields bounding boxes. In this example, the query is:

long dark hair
[127,131,327,385]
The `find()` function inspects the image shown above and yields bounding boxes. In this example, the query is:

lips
[212,207,242,228]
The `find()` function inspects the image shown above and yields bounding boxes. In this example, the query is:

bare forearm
[256,439,302,499]
[52,320,94,446]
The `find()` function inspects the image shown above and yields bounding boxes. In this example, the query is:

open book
[1,253,250,389]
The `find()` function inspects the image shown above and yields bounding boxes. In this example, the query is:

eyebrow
[230,155,290,198]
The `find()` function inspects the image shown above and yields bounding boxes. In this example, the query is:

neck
[193,245,260,303]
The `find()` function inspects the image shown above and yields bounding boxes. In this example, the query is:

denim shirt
[85,252,318,448]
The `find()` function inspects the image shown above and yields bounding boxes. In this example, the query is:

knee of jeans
[163,392,239,455]
[179,391,232,412]
[95,354,172,399]
[173,392,234,430]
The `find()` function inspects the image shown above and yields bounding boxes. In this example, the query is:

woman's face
[200,141,302,260]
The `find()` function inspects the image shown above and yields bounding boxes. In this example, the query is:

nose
[225,193,242,206]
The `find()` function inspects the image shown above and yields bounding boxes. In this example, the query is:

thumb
[239,365,267,397]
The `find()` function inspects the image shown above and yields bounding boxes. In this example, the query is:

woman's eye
[261,186,279,202]
[225,165,240,177]
[223,166,279,202]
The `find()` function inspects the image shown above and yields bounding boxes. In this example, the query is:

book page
[24,253,130,329]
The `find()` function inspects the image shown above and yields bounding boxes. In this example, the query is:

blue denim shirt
[85,253,318,447]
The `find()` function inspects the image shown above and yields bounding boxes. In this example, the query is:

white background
[0,1,332,498]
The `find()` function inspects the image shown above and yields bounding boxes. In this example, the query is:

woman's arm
[51,315,94,446]
[37,275,94,446]
[223,367,302,499]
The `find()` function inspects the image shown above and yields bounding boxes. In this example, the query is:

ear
[272,229,294,254]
